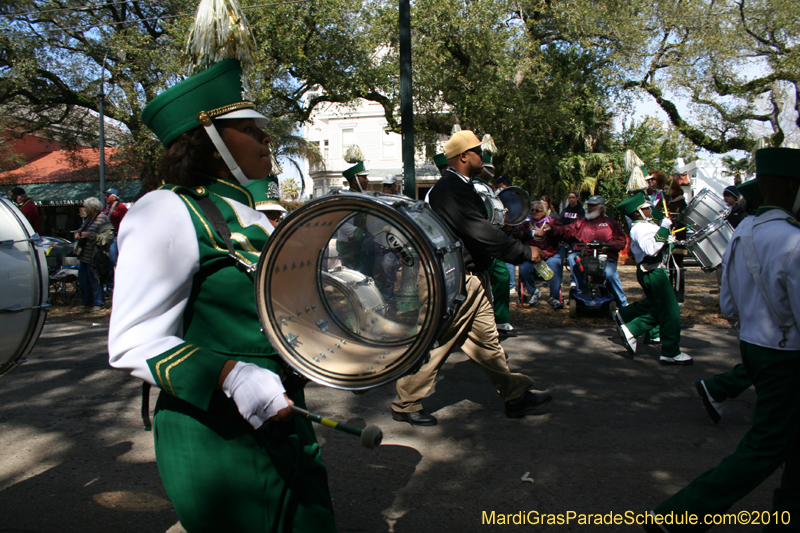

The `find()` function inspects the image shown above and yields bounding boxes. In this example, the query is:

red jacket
[550,216,626,260]
[18,198,41,234]
[103,200,128,232]
[508,216,561,259]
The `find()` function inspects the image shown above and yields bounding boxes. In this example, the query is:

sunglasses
[466,146,482,157]
[532,209,544,213]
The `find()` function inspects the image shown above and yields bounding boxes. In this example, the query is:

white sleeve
[719,240,738,318]
[108,191,200,385]
[637,225,665,257]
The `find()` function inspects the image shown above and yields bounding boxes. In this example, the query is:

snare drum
[684,217,734,272]
[0,197,49,377]
[680,188,730,231]
[497,186,531,226]
[254,191,465,390]
[680,188,734,271]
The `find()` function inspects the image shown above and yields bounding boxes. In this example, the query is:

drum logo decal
[387,233,413,266]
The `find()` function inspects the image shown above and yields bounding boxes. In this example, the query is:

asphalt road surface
[0,316,777,532]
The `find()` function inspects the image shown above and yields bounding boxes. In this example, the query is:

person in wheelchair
[545,195,628,308]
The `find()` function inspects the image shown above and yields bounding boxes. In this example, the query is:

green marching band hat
[755,147,800,180]
[617,191,650,217]
[142,58,267,148]
[737,178,762,203]
[244,175,287,213]
[433,153,448,167]
[482,152,493,165]
[342,161,366,180]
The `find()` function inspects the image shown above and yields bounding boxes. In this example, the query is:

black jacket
[429,169,532,273]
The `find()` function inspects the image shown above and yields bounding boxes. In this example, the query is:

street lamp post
[98,49,110,198]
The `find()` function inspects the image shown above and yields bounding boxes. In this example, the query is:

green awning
[6,180,143,206]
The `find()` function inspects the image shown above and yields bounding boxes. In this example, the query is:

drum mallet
[290,405,383,449]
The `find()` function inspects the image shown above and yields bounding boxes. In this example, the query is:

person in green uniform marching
[643,147,800,533]
[335,161,375,278]
[613,192,692,365]
[108,59,336,532]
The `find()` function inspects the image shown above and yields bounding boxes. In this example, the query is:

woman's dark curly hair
[158,122,228,187]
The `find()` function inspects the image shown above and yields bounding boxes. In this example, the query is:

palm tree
[267,117,323,199]
[721,155,750,186]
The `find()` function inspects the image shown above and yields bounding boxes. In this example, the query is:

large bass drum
[679,188,734,272]
[0,196,49,377]
[254,191,465,390]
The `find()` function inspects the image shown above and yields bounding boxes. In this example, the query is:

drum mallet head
[290,405,383,449]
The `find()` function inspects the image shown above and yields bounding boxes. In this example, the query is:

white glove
[660,217,673,229]
[222,361,288,429]
[668,234,677,244]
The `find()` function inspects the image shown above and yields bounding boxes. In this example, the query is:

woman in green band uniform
[108,59,336,532]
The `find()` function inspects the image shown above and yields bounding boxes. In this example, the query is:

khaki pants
[392,274,534,413]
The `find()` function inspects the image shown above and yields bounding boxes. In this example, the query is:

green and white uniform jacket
[109,177,278,409]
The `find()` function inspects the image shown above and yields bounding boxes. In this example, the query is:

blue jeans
[506,263,515,290]
[567,252,627,307]
[519,255,564,301]
[78,260,105,306]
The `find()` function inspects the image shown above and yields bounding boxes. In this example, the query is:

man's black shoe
[391,409,438,426]
[505,391,552,418]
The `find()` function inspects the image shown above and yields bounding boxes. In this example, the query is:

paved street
[0,316,777,532]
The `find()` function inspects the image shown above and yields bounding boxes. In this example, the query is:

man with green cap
[643,147,800,533]
[433,152,448,176]
[109,57,336,532]
[336,161,375,277]
[613,191,692,365]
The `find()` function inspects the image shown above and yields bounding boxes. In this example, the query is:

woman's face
[219,119,273,180]
[531,205,546,221]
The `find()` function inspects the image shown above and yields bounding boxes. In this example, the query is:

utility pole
[98,49,109,198]
[399,0,415,198]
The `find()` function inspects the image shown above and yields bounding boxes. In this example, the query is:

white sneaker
[614,310,637,356]
[528,289,541,306]
[659,352,693,366]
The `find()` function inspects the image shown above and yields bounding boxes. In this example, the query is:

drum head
[497,187,531,226]
[254,191,464,390]
[0,198,49,377]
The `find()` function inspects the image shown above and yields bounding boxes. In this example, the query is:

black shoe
[505,391,552,418]
[694,381,722,424]
[391,409,438,426]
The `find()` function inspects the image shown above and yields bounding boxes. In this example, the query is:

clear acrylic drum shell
[684,216,734,271]
[254,191,464,390]
[0,197,49,377]
[497,186,531,226]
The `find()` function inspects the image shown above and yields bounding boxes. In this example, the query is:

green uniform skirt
[153,389,336,533]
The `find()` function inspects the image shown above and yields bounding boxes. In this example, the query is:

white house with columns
[304,97,444,199]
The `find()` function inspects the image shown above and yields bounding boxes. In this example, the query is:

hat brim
[256,204,287,213]
[217,108,268,128]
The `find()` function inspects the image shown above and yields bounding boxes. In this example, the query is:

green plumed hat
[737,178,762,203]
[755,147,800,180]
[244,175,286,212]
[342,161,366,180]
[617,191,649,216]
[482,152,493,165]
[142,58,267,147]
[433,153,447,167]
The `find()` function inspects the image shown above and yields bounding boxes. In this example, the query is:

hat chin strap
[204,123,250,185]
[637,208,651,220]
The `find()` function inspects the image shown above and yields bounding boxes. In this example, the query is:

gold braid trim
[198,102,257,125]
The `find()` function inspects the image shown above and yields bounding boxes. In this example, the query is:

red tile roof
[0,147,138,186]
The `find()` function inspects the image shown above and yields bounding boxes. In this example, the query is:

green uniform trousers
[705,363,752,401]
[652,342,800,532]
[489,258,511,324]
[153,389,336,533]
[619,266,681,358]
